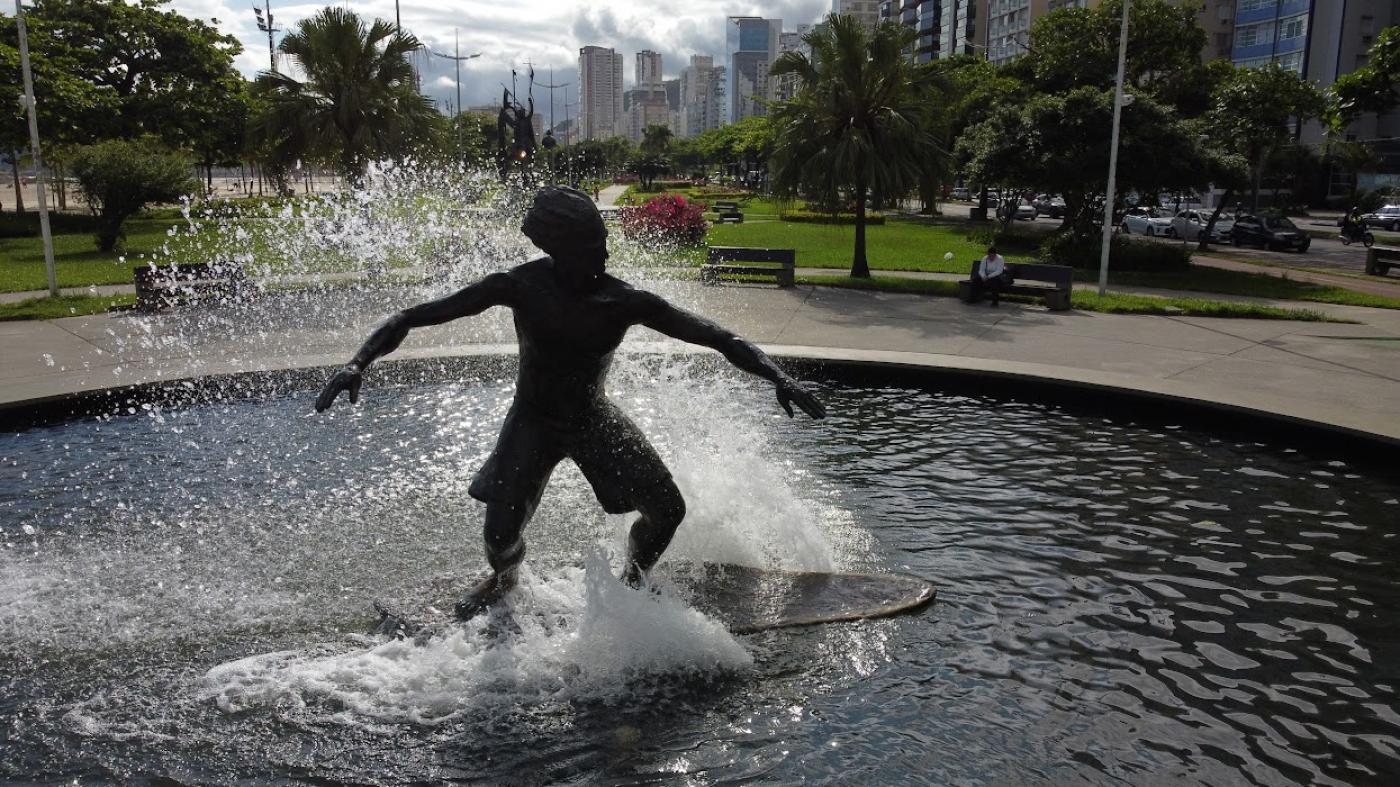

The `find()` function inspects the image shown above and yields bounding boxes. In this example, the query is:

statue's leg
[620,478,686,588]
[455,500,532,621]
[461,407,560,621]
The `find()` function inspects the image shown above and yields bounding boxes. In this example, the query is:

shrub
[1039,231,1191,272]
[70,139,195,251]
[620,193,708,246]
[964,225,1041,255]
[780,210,886,225]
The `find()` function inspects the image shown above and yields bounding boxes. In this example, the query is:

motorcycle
[1340,224,1375,247]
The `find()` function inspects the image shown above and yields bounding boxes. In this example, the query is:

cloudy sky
[169,0,830,119]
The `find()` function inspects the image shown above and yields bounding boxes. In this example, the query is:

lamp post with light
[1097,0,1131,297]
[252,0,279,73]
[433,29,481,116]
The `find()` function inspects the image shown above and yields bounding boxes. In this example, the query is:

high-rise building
[623,49,670,142]
[725,16,781,124]
[833,0,883,29]
[578,45,624,141]
[680,55,725,137]
[879,0,983,63]
[636,49,663,88]
[774,26,812,103]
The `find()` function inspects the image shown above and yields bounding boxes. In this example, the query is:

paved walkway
[2,280,1397,444]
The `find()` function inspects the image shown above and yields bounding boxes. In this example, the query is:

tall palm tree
[252,7,435,182]
[769,15,942,278]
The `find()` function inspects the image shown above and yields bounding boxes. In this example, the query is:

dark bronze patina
[317,187,825,620]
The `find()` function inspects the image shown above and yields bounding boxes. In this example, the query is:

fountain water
[3,166,1400,784]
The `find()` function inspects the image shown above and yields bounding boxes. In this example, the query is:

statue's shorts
[469,399,674,515]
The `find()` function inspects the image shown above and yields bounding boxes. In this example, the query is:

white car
[1120,207,1174,237]
[1362,205,1400,231]
[1171,209,1234,242]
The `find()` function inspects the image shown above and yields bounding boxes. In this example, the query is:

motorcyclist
[1341,206,1366,241]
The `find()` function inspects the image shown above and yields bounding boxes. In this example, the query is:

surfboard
[372,563,936,640]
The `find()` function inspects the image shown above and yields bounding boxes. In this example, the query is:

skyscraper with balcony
[833,0,883,29]
[724,16,780,125]
[578,46,624,141]
[878,0,984,63]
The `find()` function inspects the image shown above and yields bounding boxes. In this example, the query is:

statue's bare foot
[621,563,644,590]
[454,570,516,621]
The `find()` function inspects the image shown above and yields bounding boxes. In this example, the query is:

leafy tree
[252,6,436,181]
[640,124,673,155]
[1207,63,1325,211]
[958,87,1215,236]
[930,55,1027,214]
[768,15,941,277]
[0,6,110,213]
[70,139,195,251]
[1026,0,1212,115]
[1329,26,1400,129]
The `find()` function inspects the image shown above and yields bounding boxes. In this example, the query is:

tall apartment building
[636,50,663,88]
[680,55,725,137]
[725,16,781,124]
[877,0,984,63]
[623,50,671,142]
[774,27,813,103]
[833,0,883,29]
[578,45,624,141]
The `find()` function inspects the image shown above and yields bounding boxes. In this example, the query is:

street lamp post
[253,0,279,73]
[433,29,481,116]
[1097,0,1131,297]
[14,0,56,297]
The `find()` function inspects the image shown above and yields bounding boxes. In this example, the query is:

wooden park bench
[133,261,251,312]
[701,246,796,288]
[1365,245,1398,276]
[711,200,744,224]
[957,260,1073,311]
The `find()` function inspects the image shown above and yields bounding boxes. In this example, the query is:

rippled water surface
[3,372,1399,785]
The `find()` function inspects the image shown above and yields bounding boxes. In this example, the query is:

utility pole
[1097,0,1131,297]
[253,0,279,73]
[14,0,56,296]
[433,29,480,116]
[534,67,571,138]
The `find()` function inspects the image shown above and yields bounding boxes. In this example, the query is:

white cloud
[168,0,828,113]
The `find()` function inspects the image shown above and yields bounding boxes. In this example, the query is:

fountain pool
[3,359,1399,785]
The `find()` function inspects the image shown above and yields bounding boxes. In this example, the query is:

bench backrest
[1011,262,1074,287]
[708,246,795,266]
[712,201,740,212]
[133,261,244,287]
[1370,245,1400,259]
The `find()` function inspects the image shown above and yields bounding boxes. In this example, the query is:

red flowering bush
[620,193,708,247]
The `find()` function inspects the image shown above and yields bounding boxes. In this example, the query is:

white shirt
[980,254,1006,280]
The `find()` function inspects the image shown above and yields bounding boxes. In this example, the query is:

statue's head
[522,186,609,283]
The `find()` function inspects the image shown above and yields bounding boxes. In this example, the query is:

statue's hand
[776,378,826,420]
[315,365,363,412]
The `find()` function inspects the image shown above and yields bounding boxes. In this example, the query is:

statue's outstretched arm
[639,295,825,419]
[315,273,515,411]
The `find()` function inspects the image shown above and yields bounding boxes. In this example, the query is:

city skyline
[167,0,830,116]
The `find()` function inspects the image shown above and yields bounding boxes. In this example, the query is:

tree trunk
[56,161,66,210]
[1197,187,1234,253]
[11,153,25,215]
[852,175,870,278]
[1251,149,1266,212]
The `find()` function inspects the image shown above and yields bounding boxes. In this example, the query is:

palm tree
[769,15,942,278]
[252,7,436,182]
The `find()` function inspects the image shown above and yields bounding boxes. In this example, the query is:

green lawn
[0,218,187,292]
[708,219,1004,272]
[0,293,136,321]
[799,274,1342,322]
[1100,266,1400,310]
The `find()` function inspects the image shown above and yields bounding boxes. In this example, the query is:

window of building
[1239,0,1277,12]
[1279,15,1306,41]
[1275,51,1302,73]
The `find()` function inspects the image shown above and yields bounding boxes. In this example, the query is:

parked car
[951,186,971,200]
[1230,214,1310,252]
[1171,209,1234,242]
[1120,207,1174,237]
[1362,205,1400,231]
[1033,194,1066,219]
[998,199,1037,221]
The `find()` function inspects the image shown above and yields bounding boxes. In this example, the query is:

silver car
[1171,209,1234,242]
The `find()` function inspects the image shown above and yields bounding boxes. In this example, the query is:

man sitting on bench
[969,245,1012,307]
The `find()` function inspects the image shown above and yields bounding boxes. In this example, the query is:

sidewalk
[2,280,1397,444]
